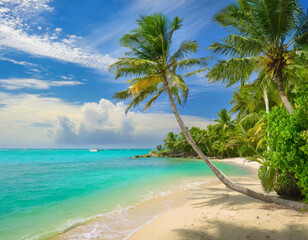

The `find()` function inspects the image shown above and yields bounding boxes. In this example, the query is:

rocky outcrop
[131,151,200,159]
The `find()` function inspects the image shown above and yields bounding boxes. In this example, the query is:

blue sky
[0,0,307,148]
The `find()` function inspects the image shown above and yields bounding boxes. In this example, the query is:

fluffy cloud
[0,92,212,148]
[0,78,84,90]
[51,99,212,148]
[0,92,81,148]
[0,0,116,70]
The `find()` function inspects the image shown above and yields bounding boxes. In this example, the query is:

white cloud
[0,56,36,66]
[0,92,81,148]
[51,98,212,148]
[0,0,116,70]
[0,78,84,90]
[0,93,211,148]
[60,75,73,80]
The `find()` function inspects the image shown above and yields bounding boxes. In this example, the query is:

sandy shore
[53,158,308,240]
[129,158,308,240]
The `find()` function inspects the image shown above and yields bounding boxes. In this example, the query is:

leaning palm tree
[207,0,308,114]
[109,14,307,209]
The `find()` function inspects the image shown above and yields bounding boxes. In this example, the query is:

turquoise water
[0,149,250,240]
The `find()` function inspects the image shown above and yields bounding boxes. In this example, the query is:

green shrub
[266,90,308,200]
[275,173,303,199]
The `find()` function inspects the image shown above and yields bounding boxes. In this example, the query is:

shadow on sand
[174,183,307,240]
[173,221,308,240]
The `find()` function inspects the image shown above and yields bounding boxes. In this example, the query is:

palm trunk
[263,88,269,114]
[263,88,270,152]
[162,76,306,210]
[275,71,293,114]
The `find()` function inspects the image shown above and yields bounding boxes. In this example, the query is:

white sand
[53,158,308,240]
[129,158,308,240]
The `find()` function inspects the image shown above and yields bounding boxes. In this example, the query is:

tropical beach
[0,0,308,239]
[52,158,308,240]
[129,179,308,240]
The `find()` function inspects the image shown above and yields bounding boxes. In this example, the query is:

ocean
[0,149,251,240]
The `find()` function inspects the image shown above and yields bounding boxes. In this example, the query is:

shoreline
[51,158,308,240]
[129,158,308,240]
[50,158,257,240]
[51,176,222,240]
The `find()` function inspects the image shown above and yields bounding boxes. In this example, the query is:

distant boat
[89,148,101,152]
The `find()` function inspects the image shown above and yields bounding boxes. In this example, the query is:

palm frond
[183,68,209,77]
[213,2,261,38]
[208,34,264,57]
[113,89,132,100]
[143,88,164,111]
[129,75,162,95]
[170,73,189,106]
[176,57,209,69]
[109,57,159,79]
[294,9,308,48]
[169,40,199,62]
[168,16,183,43]
[253,0,301,41]
[207,57,261,86]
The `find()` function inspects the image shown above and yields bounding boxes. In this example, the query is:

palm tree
[230,80,281,116]
[214,109,235,132]
[109,14,307,209]
[207,0,308,114]
[212,109,235,157]
[163,132,179,152]
[228,112,266,155]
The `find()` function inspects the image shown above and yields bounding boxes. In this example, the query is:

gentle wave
[44,178,215,240]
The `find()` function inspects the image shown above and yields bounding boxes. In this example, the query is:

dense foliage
[152,108,265,159]
[262,90,308,200]
[206,0,307,115]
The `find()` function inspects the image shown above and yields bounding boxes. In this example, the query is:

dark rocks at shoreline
[131,154,150,159]
[131,152,200,159]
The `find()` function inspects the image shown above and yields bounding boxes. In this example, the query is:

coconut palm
[163,132,179,152]
[214,109,235,133]
[207,0,308,114]
[109,14,307,209]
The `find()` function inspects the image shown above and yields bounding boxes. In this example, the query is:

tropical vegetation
[207,0,308,115]
[109,2,307,210]
[152,0,307,203]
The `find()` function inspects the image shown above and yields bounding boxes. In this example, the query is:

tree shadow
[192,193,264,208]
[187,183,288,210]
[188,190,265,209]
[173,220,308,240]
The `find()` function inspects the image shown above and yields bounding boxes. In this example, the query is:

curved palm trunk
[163,77,306,210]
[275,71,293,114]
